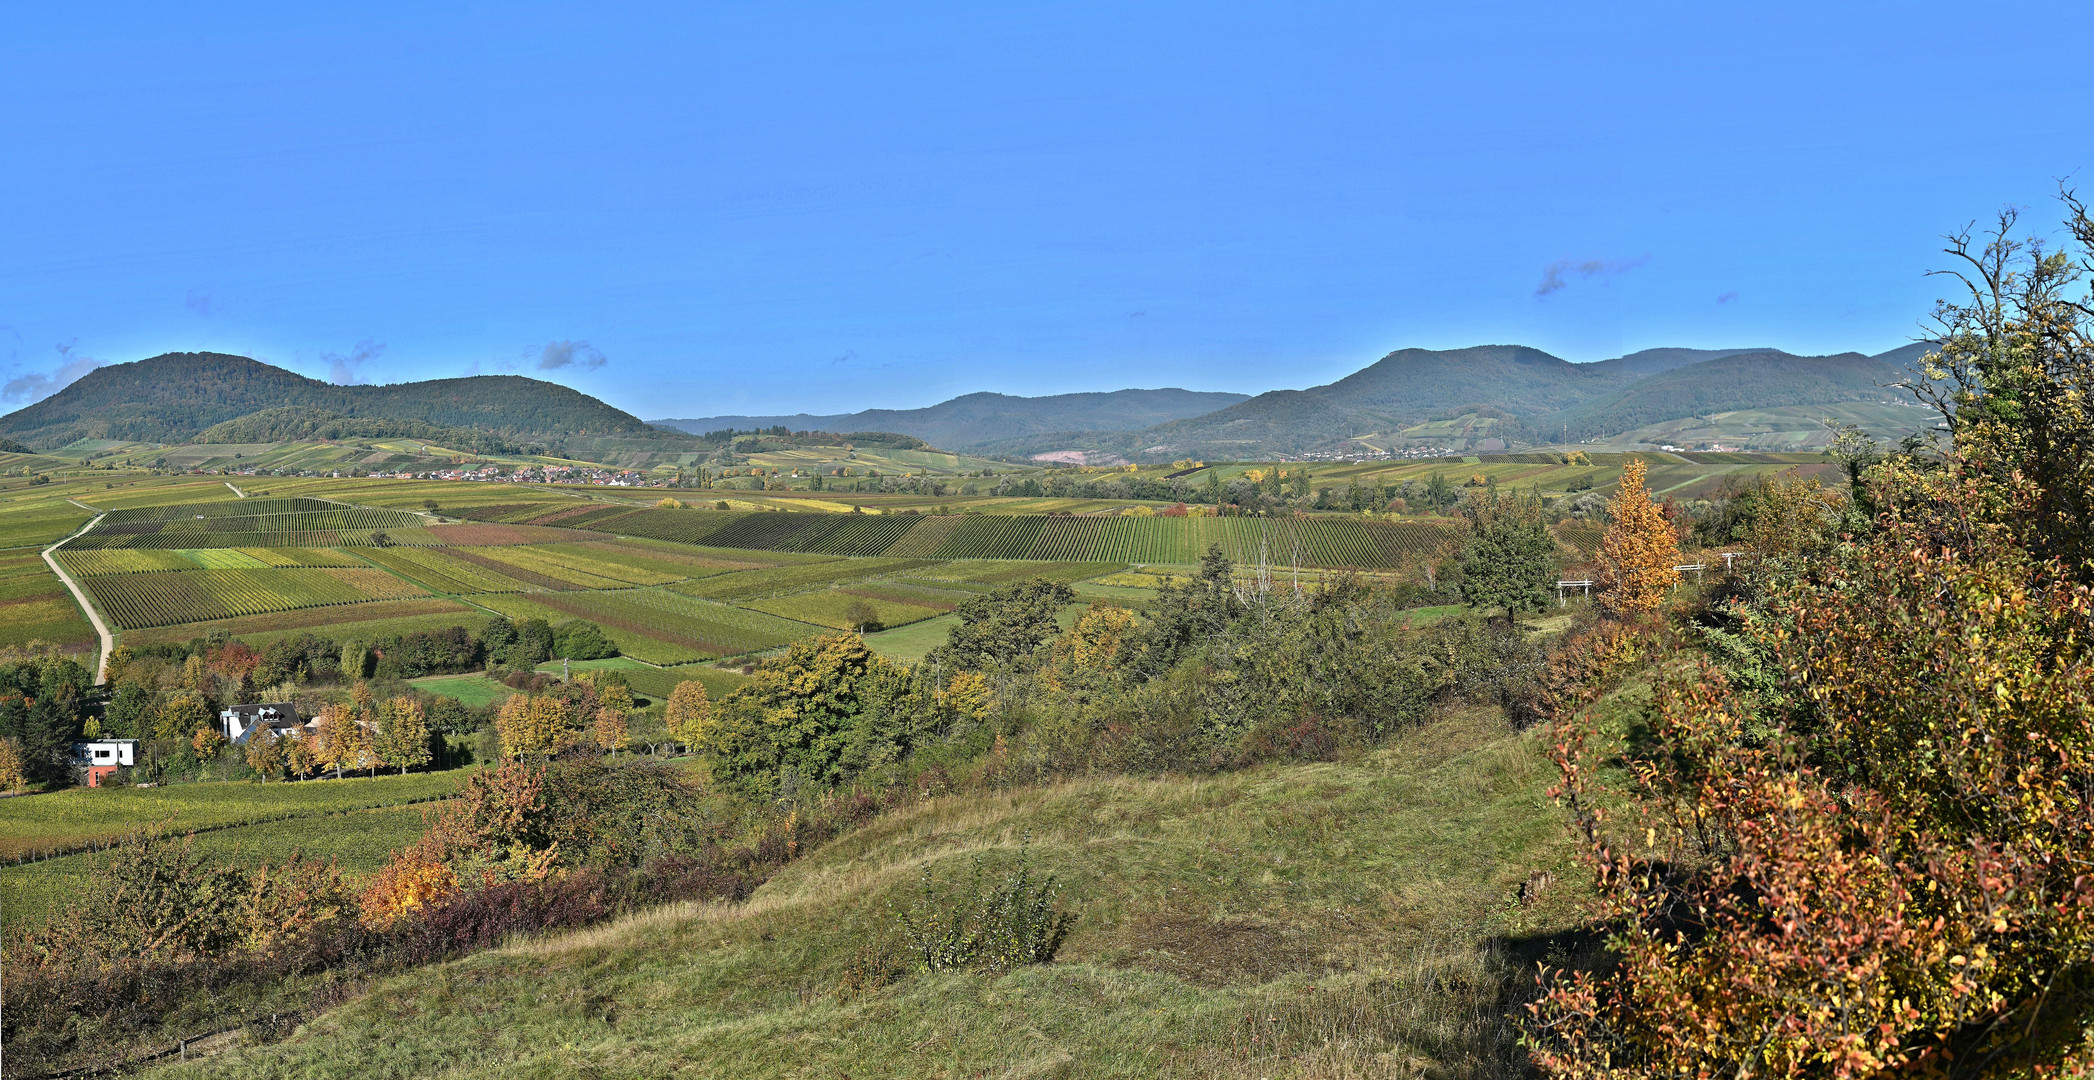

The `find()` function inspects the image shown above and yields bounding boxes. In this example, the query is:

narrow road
[225,480,246,497]
[43,514,113,685]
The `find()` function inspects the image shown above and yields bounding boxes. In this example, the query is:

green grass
[862,613,958,663]
[410,672,517,707]
[157,710,1575,1079]
[2,802,438,927]
[0,769,467,861]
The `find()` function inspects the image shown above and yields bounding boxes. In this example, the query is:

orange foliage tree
[1593,459,1678,616]
[664,679,712,749]
[1532,462,2094,1076]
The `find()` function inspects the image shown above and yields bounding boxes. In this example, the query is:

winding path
[43,513,112,685]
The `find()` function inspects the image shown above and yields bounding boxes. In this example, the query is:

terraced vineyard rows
[531,588,818,658]
[353,547,537,595]
[670,558,927,601]
[565,507,1449,569]
[82,568,430,629]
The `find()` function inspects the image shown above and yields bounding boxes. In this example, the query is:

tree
[842,598,882,634]
[244,726,284,780]
[593,704,629,756]
[151,692,210,742]
[932,579,1076,672]
[1535,460,2094,1077]
[375,695,431,774]
[1457,483,1558,622]
[495,693,574,758]
[0,737,25,793]
[190,726,228,763]
[311,702,362,779]
[1907,193,2094,581]
[664,680,712,748]
[706,635,908,796]
[106,681,152,737]
[1593,459,1678,616]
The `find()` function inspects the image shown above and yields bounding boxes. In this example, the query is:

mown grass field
[154,709,1579,1079]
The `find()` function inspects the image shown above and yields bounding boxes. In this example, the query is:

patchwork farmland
[43,486,1486,671]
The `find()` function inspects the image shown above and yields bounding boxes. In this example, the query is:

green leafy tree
[1456,483,1558,622]
[931,579,1076,673]
[706,635,911,796]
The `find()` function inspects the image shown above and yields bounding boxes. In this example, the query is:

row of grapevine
[82,568,429,629]
[353,548,535,595]
[68,527,440,550]
[88,507,422,538]
[58,546,371,577]
[670,558,930,601]
[554,504,1455,570]
[97,497,336,524]
[536,588,817,657]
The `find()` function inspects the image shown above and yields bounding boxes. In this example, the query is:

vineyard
[569,506,1454,569]
[81,567,431,629]
[352,547,538,595]
[669,558,933,602]
[57,547,365,576]
[746,590,948,631]
[69,504,431,550]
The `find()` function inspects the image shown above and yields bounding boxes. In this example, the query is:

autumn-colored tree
[357,833,460,929]
[0,736,26,792]
[1593,459,1678,616]
[281,729,317,778]
[100,643,133,685]
[593,705,629,756]
[1533,461,2094,1076]
[1059,604,1136,670]
[311,702,357,779]
[152,693,211,741]
[663,679,712,748]
[494,693,575,758]
[190,726,227,762]
[243,726,284,780]
[374,695,431,774]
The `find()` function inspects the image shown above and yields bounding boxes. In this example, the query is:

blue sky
[2,2,2088,420]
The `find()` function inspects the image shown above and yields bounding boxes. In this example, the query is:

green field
[0,551,95,650]
[745,588,948,631]
[82,566,430,629]
[409,671,518,707]
[861,613,959,663]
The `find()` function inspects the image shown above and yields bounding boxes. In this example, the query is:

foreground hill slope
[0,353,660,449]
[160,710,1574,1079]
[653,387,1252,450]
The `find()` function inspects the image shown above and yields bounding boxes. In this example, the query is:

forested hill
[970,342,1937,459]
[652,387,1250,450]
[0,352,662,450]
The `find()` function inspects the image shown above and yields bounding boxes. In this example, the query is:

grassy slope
[161,709,1578,1079]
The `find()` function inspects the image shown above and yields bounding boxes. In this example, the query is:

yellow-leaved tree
[495,693,574,758]
[1594,459,1679,616]
[0,736,26,793]
[664,680,712,750]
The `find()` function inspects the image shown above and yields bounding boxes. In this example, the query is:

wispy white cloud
[536,340,607,371]
[321,340,386,384]
[1536,256,1648,297]
[3,341,102,403]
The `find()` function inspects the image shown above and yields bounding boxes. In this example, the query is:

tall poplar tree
[1595,459,1679,616]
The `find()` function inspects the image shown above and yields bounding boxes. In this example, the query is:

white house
[72,739,139,787]
[219,703,302,743]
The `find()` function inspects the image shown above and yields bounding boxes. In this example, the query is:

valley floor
[152,709,1579,1079]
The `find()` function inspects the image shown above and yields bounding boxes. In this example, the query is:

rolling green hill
[0,353,672,451]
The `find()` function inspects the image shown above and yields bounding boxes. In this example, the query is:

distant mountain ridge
[0,352,665,450]
[967,342,1938,459]
[652,388,1250,451]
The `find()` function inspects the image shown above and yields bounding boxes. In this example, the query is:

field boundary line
[43,513,112,684]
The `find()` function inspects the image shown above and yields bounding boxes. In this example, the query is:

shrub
[894,847,1075,975]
